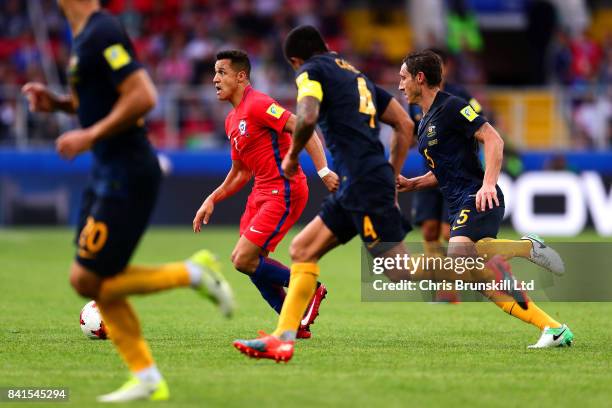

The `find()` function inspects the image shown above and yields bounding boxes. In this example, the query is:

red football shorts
[239,185,308,252]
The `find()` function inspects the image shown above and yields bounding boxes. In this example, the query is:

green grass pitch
[0,227,611,407]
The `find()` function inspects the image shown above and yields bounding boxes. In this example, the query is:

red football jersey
[225,86,307,192]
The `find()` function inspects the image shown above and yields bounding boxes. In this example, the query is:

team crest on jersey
[427,125,436,138]
[239,120,247,135]
[265,103,285,119]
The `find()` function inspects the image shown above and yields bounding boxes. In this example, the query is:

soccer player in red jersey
[193,50,338,338]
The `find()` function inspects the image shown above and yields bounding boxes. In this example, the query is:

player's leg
[69,260,168,402]
[413,189,445,257]
[448,204,572,347]
[233,215,341,361]
[422,219,444,254]
[232,235,288,313]
[92,196,234,316]
[273,216,340,338]
[71,190,172,402]
[234,190,322,317]
[475,235,565,275]
[81,185,230,401]
[97,253,234,317]
[467,195,563,275]
[432,194,460,303]
[233,196,351,361]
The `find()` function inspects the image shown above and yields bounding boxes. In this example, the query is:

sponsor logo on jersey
[103,44,131,70]
[460,105,478,122]
[265,103,285,119]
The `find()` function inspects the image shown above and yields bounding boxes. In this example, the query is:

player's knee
[422,222,440,242]
[69,263,100,298]
[231,251,258,274]
[289,239,314,263]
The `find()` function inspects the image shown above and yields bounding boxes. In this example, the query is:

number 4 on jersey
[357,77,376,128]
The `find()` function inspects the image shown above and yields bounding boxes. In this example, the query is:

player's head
[426,47,451,83]
[284,25,328,70]
[214,50,251,102]
[398,50,442,104]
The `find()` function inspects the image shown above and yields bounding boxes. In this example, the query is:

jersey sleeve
[295,62,324,103]
[450,97,487,138]
[452,85,483,114]
[374,85,392,116]
[96,18,143,88]
[251,95,292,135]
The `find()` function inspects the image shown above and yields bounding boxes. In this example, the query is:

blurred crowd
[0,0,609,150]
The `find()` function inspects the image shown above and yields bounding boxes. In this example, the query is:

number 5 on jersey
[424,148,435,169]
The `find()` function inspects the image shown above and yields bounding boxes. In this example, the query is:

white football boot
[188,249,235,318]
[528,324,574,349]
[521,234,565,276]
[97,377,169,403]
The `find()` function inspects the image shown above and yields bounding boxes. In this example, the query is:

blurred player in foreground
[396,50,573,348]
[232,26,533,363]
[193,50,338,338]
[408,48,482,303]
[23,0,234,402]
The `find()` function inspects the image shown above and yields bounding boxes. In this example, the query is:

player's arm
[396,171,438,193]
[379,97,414,176]
[282,95,320,179]
[55,69,156,160]
[193,159,252,232]
[474,122,503,211]
[22,83,77,114]
[89,69,156,142]
[283,114,339,192]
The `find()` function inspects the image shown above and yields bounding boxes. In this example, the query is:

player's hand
[281,154,299,179]
[56,128,95,160]
[193,197,214,233]
[475,183,499,212]
[22,82,57,113]
[321,170,340,192]
[396,175,416,192]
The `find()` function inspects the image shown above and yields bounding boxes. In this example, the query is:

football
[79,300,107,340]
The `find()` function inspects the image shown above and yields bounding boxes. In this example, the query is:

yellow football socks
[96,298,154,371]
[485,291,561,330]
[476,238,532,261]
[98,263,190,302]
[273,262,320,338]
[494,299,561,330]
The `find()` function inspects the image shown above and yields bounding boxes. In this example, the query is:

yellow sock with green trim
[96,298,154,371]
[272,263,320,338]
[98,263,190,303]
[494,299,561,330]
[476,238,532,261]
